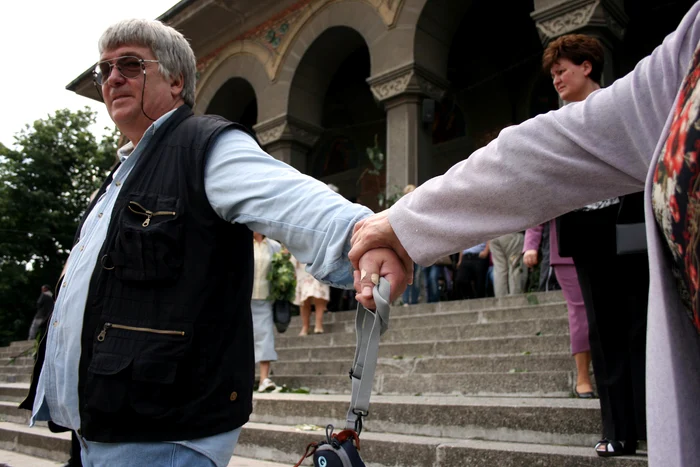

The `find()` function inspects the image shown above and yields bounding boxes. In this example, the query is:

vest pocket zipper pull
[97,323,111,342]
[128,201,176,228]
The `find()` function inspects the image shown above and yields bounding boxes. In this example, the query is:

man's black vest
[22,105,257,442]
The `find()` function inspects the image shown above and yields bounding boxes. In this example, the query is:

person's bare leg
[574,351,593,394]
[259,361,270,382]
[299,299,311,336]
[313,298,328,333]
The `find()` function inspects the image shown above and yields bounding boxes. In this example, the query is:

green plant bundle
[266,250,296,302]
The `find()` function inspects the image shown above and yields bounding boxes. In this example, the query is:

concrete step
[270,370,573,397]
[0,401,29,424]
[0,423,288,466]
[276,317,570,348]
[0,449,63,466]
[250,393,601,447]
[263,353,575,377]
[237,421,646,467]
[1,356,34,367]
[0,365,33,375]
[0,384,29,404]
[0,373,31,384]
[0,346,34,359]
[318,292,566,321]
[276,334,570,362]
[286,302,568,334]
[0,422,70,463]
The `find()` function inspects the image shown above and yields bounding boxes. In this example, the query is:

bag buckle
[352,409,368,435]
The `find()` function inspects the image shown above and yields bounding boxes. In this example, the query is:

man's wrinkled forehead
[100,43,153,61]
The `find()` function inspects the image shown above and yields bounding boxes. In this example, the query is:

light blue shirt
[31,109,372,466]
[462,243,487,255]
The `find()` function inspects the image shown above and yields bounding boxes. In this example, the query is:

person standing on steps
[251,232,281,393]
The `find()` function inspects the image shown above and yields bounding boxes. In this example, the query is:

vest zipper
[97,322,185,342]
[128,201,177,227]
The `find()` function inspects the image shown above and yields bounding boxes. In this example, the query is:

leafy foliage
[0,108,118,346]
[359,135,403,208]
[266,250,297,302]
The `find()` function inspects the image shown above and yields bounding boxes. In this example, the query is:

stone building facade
[68,0,695,209]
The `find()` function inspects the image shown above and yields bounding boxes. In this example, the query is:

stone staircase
[0,292,648,466]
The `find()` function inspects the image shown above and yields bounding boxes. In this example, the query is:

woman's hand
[523,249,539,268]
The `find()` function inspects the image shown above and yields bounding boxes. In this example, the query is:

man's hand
[523,249,539,268]
[353,247,409,310]
[349,211,413,281]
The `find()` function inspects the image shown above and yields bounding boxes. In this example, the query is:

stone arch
[194,47,274,121]
[205,78,258,128]
[274,1,388,121]
[412,0,473,79]
[286,26,370,127]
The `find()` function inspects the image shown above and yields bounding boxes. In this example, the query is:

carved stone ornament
[256,123,286,146]
[254,116,322,147]
[536,1,598,38]
[368,65,447,103]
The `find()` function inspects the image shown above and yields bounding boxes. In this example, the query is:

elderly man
[19,19,407,467]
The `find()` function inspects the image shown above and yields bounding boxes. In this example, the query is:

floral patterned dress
[292,257,330,305]
[652,45,700,335]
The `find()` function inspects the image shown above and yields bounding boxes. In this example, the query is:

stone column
[253,116,323,173]
[531,0,628,84]
[368,64,448,196]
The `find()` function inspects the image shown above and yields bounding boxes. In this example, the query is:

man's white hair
[98,19,197,107]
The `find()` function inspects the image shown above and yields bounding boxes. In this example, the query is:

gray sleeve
[389,4,700,266]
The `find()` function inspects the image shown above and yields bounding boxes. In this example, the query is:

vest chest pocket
[108,193,183,282]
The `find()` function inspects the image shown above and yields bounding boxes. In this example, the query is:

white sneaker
[257,378,276,392]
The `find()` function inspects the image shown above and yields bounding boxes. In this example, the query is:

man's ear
[171,73,184,98]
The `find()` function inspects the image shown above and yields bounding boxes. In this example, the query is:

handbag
[556,203,618,257]
[615,192,647,255]
[272,300,293,333]
[294,278,392,467]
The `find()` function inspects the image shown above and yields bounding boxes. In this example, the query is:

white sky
[0,0,180,148]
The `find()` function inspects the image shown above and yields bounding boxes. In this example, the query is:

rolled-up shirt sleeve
[204,129,372,288]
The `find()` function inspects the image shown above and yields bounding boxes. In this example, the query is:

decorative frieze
[197,0,406,79]
[367,64,448,103]
[254,115,323,148]
[531,0,628,41]
[535,1,597,37]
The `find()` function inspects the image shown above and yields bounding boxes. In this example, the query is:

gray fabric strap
[345,278,391,431]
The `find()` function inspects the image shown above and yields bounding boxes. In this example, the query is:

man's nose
[106,65,125,86]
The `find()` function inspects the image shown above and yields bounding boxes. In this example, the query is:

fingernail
[371,273,379,285]
[361,269,367,281]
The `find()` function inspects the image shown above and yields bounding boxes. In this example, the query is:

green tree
[0,108,118,346]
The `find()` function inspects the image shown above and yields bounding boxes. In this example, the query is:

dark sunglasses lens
[117,57,142,78]
[95,63,111,85]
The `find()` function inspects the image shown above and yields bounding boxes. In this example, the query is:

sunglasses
[93,56,159,85]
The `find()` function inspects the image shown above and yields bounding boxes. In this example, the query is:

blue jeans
[402,263,421,304]
[79,428,242,467]
[423,265,442,303]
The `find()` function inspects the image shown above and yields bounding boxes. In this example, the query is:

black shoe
[595,439,637,457]
[575,389,595,399]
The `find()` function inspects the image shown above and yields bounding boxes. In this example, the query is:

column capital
[253,115,323,149]
[367,64,449,104]
[531,0,628,44]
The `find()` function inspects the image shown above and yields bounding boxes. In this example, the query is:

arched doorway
[289,26,385,209]
[417,0,543,175]
[205,77,258,129]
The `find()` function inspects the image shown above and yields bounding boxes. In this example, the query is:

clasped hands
[349,211,413,309]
